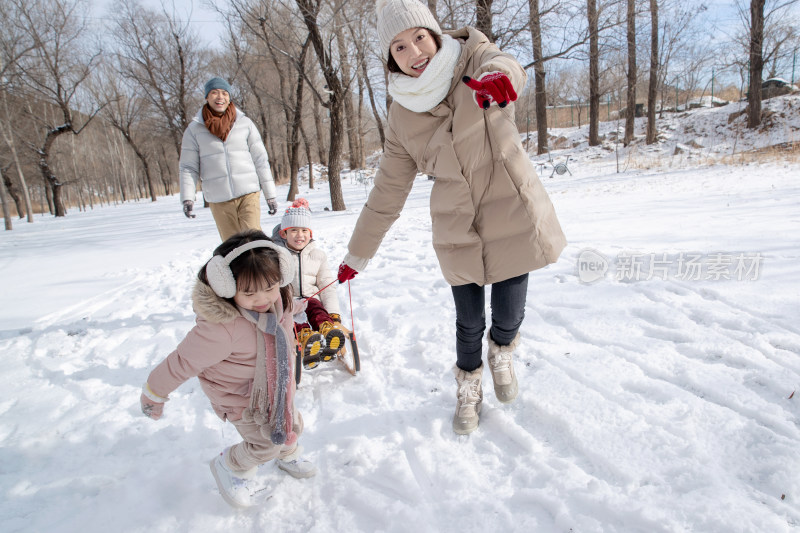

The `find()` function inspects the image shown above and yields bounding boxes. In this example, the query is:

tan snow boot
[487,332,519,404]
[452,364,483,435]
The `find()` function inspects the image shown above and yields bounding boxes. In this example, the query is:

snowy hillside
[1,96,799,533]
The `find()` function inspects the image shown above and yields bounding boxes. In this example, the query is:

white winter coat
[272,225,340,316]
[179,107,277,203]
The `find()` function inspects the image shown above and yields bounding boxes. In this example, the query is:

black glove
[267,197,278,215]
[182,200,196,219]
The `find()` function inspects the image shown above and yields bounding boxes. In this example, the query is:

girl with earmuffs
[139,229,316,509]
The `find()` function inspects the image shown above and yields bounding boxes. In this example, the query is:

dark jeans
[451,273,529,372]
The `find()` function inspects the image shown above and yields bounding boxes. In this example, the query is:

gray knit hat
[204,77,232,98]
[376,0,442,62]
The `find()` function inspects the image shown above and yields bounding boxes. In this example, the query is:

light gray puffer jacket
[179,107,277,204]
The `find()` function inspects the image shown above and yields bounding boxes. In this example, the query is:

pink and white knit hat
[280,198,312,236]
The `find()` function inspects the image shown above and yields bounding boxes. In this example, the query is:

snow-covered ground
[2,96,799,533]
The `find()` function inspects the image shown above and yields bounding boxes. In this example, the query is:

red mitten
[462,72,518,109]
[337,263,358,283]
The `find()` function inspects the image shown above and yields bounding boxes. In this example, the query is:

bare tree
[0,164,12,229]
[111,0,206,157]
[747,0,766,128]
[296,0,347,211]
[0,1,35,223]
[587,0,600,145]
[334,6,362,171]
[287,39,311,200]
[477,0,495,42]
[97,64,157,201]
[528,0,550,154]
[646,0,658,144]
[527,1,621,154]
[654,1,707,117]
[344,12,386,149]
[624,0,636,145]
[13,0,103,217]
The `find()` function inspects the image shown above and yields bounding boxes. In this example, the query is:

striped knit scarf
[237,302,296,446]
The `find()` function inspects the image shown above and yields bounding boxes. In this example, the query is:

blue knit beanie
[204,77,232,98]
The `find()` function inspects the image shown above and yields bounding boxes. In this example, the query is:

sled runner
[294,280,361,383]
[295,325,360,383]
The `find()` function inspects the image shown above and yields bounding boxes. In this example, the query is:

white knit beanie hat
[376,0,442,62]
[281,199,312,236]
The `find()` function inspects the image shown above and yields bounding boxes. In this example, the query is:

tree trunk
[258,17,294,185]
[529,0,549,154]
[334,16,361,171]
[427,0,439,24]
[646,0,659,144]
[113,126,156,201]
[1,167,12,230]
[476,0,494,42]
[160,145,173,196]
[747,0,766,129]
[39,125,72,216]
[624,0,637,146]
[312,99,327,166]
[300,123,313,186]
[287,39,310,202]
[587,0,600,146]
[356,65,366,168]
[1,92,33,222]
[362,58,386,149]
[2,169,24,219]
[296,0,346,211]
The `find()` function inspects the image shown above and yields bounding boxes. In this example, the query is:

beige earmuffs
[206,240,293,298]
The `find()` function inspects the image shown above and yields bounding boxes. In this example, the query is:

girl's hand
[140,394,164,420]
[462,72,518,109]
[140,383,168,420]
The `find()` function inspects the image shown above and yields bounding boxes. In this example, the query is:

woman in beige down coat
[139,230,316,508]
[337,0,566,435]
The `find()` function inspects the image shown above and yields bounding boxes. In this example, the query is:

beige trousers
[208,191,262,241]
[226,410,304,472]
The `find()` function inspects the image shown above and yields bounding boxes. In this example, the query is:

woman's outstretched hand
[337,263,358,283]
[462,72,517,109]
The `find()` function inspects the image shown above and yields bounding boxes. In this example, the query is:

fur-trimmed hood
[192,279,241,324]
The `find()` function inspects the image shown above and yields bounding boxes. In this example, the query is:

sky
[97,0,228,49]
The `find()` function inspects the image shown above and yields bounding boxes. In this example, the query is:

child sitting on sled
[272,199,347,368]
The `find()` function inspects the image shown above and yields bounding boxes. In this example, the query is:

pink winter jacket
[146,281,301,422]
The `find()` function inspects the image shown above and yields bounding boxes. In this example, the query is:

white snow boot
[209,449,257,508]
[276,446,317,479]
[487,332,520,404]
[452,364,483,435]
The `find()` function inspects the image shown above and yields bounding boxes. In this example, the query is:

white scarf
[388,34,462,113]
